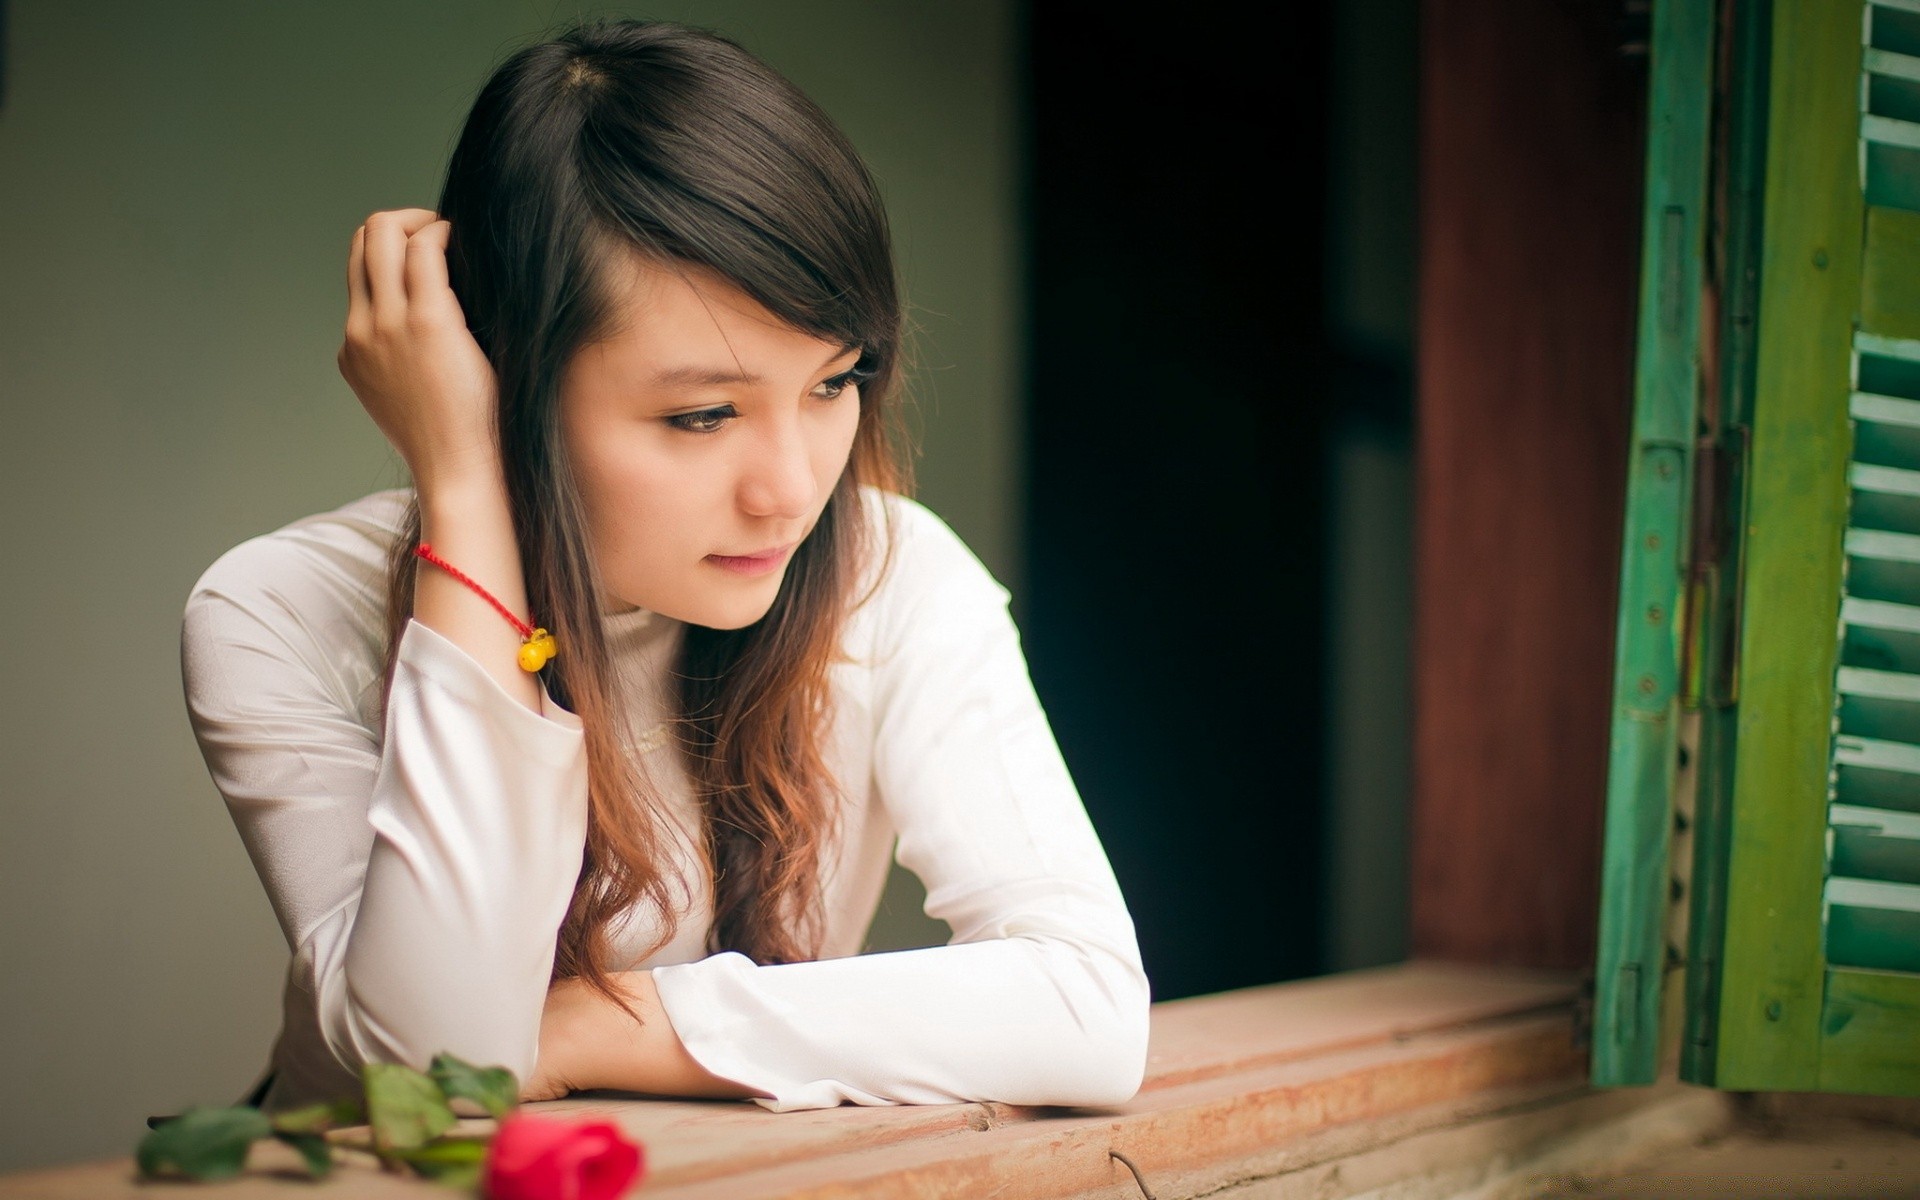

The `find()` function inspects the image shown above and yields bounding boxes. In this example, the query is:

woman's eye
[666,406,736,434]
[813,369,864,400]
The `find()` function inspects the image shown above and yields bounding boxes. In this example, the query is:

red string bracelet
[414,543,557,672]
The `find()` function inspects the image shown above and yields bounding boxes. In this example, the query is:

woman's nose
[737,415,815,519]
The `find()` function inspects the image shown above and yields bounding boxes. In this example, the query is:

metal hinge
[1682,423,1749,711]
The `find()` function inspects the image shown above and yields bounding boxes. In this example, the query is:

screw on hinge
[1110,1150,1157,1199]
[1670,876,1686,902]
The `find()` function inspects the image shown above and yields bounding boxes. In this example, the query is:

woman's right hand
[337,208,501,496]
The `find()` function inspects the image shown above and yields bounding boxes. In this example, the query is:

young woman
[181,17,1148,1115]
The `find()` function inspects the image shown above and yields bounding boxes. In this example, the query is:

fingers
[358,208,443,325]
[362,214,410,325]
[346,225,371,319]
[404,219,456,311]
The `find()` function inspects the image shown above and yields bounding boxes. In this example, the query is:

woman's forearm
[338,208,539,713]
[414,474,541,710]
[536,970,762,1101]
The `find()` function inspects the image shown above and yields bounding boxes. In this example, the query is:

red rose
[483,1112,646,1200]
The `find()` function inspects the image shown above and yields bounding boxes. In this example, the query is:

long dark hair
[380,18,910,1019]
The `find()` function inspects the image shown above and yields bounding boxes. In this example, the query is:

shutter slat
[1850,392,1920,425]
[1831,803,1920,839]
[1867,46,1920,83]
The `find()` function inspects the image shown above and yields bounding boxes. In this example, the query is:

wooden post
[1412,0,1647,968]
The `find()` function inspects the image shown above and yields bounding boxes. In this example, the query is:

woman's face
[559,257,864,629]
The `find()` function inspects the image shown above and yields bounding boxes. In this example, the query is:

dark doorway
[1021,10,1338,1000]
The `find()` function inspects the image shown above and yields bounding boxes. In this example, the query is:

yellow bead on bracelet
[516,629,558,673]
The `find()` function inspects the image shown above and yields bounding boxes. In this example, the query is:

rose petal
[484,1114,645,1200]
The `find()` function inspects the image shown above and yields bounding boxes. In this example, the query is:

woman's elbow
[1039,952,1151,1107]
[1068,991,1150,1106]
[326,973,541,1087]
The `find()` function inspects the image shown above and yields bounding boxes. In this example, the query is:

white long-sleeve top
[179,485,1149,1114]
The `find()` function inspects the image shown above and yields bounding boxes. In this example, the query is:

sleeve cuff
[397,618,583,744]
[651,954,894,1112]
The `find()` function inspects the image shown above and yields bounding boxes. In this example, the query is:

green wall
[0,1,1016,1171]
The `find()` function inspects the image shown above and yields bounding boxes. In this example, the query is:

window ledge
[7,960,1737,1199]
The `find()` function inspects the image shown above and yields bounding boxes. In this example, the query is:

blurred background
[0,0,1416,1170]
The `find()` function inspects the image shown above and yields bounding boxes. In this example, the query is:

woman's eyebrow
[647,364,762,389]
[645,344,860,391]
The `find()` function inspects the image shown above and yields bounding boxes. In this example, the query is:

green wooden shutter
[1595,0,1920,1097]
[1591,0,1714,1088]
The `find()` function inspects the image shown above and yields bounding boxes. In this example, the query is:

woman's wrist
[406,454,539,705]
[414,459,510,525]
[541,972,760,1100]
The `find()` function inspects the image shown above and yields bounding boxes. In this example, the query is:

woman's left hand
[519,1056,574,1105]
[521,971,761,1103]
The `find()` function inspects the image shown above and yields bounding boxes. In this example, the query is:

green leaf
[136,1105,273,1180]
[272,1131,333,1178]
[362,1062,456,1151]
[394,1136,489,1189]
[415,1160,483,1191]
[269,1097,365,1135]
[429,1052,519,1119]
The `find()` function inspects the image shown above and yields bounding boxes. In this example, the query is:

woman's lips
[704,543,795,576]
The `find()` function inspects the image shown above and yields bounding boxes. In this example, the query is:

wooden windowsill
[2,960,1730,1199]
